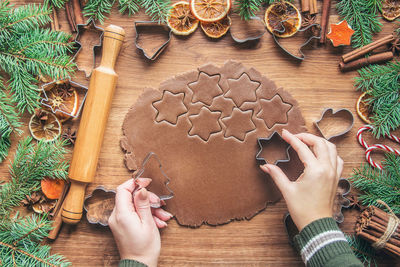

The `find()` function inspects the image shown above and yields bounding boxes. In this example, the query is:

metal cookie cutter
[83,186,116,227]
[230,16,266,43]
[133,152,174,208]
[134,21,172,61]
[256,131,291,165]
[271,19,321,61]
[40,79,88,119]
[74,19,104,77]
[314,108,354,140]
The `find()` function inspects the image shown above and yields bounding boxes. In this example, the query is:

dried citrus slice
[168,1,199,35]
[190,0,231,23]
[265,1,301,38]
[41,178,65,200]
[200,15,231,38]
[382,0,400,21]
[42,82,79,122]
[29,111,62,142]
[356,92,374,124]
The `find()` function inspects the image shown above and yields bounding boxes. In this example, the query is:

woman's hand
[260,130,343,231]
[108,178,173,267]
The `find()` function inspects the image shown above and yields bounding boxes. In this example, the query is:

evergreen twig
[346,235,377,266]
[234,0,263,20]
[336,0,382,48]
[350,153,400,214]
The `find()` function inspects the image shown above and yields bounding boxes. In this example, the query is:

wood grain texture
[2,0,400,266]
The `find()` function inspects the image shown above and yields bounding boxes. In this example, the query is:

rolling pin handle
[61,180,87,224]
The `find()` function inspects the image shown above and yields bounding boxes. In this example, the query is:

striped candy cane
[357,125,400,170]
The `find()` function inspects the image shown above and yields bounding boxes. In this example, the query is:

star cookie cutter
[256,131,291,165]
[271,19,321,61]
[40,79,88,119]
[74,19,104,77]
[133,152,174,208]
[284,178,351,245]
[134,21,172,61]
[83,186,116,227]
[230,16,266,43]
[314,108,354,140]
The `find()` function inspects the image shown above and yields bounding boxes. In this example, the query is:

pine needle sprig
[140,0,171,23]
[119,0,140,15]
[0,214,70,266]
[336,0,382,48]
[83,0,116,24]
[234,0,263,20]
[350,153,400,214]
[355,62,400,137]
[44,0,68,9]
[0,137,69,218]
[346,235,377,266]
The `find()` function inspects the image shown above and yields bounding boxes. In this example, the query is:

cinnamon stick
[52,8,60,31]
[358,232,400,256]
[339,51,393,72]
[72,0,84,25]
[47,183,69,240]
[341,34,395,63]
[310,0,318,15]
[301,0,310,13]
[319,0,331,44]
[65,0,77,32]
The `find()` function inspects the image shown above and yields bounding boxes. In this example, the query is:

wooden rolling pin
[61,25,125,224]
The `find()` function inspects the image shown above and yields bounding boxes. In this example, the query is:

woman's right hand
[260,129,343,231]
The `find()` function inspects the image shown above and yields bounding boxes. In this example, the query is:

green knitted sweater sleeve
[118,259,148,267]
[294,217,363,267]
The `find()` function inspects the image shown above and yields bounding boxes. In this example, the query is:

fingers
[133,188,155,225]
[260,164,291,195]
[115,179,137,214]
[295,133,330,162]
[152,208,173,221]
[153,215,167,228]
[136,177,152,189]
[282,130,316,164]
[336,156,344,179]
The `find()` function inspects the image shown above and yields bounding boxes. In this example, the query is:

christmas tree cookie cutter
[133,152,174,208]
[83,186,116,226]
[74,19,104,77]
[314,108,354,140]
[40,79,88,119]
[271,19,321,61]
[256,131,292,165]
[134,21,172,61]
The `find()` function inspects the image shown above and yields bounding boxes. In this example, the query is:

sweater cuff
[294,217,353,267]
[119,259,148,267]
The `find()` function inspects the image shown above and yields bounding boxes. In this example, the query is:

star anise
[390,37,400,54]
[57,83,74,99]
[301,14,317,28]
[177,9,193,28]
[21,191,45,206]
[347,194,363,210]
[62,127,77,145]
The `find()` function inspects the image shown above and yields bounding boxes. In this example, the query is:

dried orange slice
[201,15,231,38]
[382,0,400,21]
[356,92,374,124]
[265,1,301,38]
[168,1,199,35]
[190,0,231,23]
[29,110,62,142]
[41,178,65,200]
[42,82,79,122]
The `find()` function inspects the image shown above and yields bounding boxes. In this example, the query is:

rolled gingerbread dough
[121,61,306,227]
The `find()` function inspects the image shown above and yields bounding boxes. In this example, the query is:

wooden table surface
[4,1,400,266]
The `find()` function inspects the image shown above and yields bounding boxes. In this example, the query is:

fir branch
[350,154,400,214]
[140,0,171,24]
[0,214,70,266]
[355,62,400,137]
[234,0,263,20]
[346,235,377,266]
[83,0,115,24]
[44,0,68,9]
[0,137,69,218]
[336,0,382,48]
[119,0,140,15]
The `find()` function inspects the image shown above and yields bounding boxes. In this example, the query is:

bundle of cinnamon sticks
[355,205,400,257]
[339,34,395,72]
[301,0,317,14]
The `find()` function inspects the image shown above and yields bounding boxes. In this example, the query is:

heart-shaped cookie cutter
[134,21,172,61]
[256,131,292,165]
[314,108,354,140]
[133,152,174,208]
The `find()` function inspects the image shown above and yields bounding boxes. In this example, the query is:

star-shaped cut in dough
[188,107,222,141]
[221,108,256,141]
[152,91,187,125]
[188,72,223,105]
[225,73,260,107]
[209,95,236,118]
[257,95,292,129]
